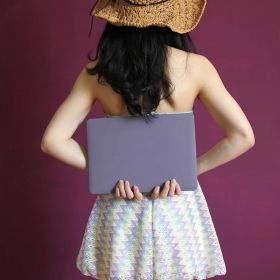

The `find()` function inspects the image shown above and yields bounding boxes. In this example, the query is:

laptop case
[86,111,198,195]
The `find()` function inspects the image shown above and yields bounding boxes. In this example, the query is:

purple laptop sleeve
[86,112,198,195]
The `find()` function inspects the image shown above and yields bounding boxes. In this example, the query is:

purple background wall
[1,1,279,279]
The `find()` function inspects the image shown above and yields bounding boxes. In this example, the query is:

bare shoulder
[185,52,225,94]
[85,59,104,86]
[79,59,99,89]
[85,59,98,70]
[187,53,255,141]
[170,50,217,84]
[185,52,216,75]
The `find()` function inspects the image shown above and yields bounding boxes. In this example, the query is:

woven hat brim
[91,0,207,34]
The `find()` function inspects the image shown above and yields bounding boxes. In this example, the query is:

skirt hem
[76,270,226,280]
[76,262,227,280]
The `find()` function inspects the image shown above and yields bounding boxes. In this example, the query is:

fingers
[115,184,121,198]
[151,185,160,200]
[160,180,171,198]
[151,179,182,199]
[115,180,143,200]
[117,180,127,198]
[133,185,144,201]
[168,178,176,196]
[175,180,182,195]
[115,179,182,200]
[124,180,134,199]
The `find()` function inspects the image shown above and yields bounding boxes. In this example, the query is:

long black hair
[86,22,197,122]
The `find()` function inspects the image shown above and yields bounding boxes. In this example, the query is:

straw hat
[89,0,207,34]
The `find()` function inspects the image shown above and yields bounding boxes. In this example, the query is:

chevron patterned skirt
[76,179,227,280]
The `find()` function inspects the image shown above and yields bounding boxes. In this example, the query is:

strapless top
[105,110,194,118]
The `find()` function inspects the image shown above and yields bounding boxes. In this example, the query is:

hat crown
[122,0,169,6]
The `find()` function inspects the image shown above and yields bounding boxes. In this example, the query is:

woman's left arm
[40,63,98,171]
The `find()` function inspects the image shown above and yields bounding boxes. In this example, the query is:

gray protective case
[86,111,198,195]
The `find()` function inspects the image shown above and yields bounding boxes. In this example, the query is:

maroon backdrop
[1,1,279,279]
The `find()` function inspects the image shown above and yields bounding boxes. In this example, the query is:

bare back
[41,44,255,173]
[93,46,200,116]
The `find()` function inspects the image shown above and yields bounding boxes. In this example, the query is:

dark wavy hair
[86,22,197,122]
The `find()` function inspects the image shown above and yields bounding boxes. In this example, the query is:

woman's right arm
[40,63,98,171]
[194,55,255,175]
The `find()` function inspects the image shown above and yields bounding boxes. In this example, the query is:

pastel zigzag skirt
[76,179,227,280]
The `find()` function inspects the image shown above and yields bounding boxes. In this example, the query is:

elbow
[40,138,49,153]
[248,136,255,148]
[235,126,256,149]
[40,136,54,153]
[41,135,67,153]
[242,132,255,150]
[226,130,255,151]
